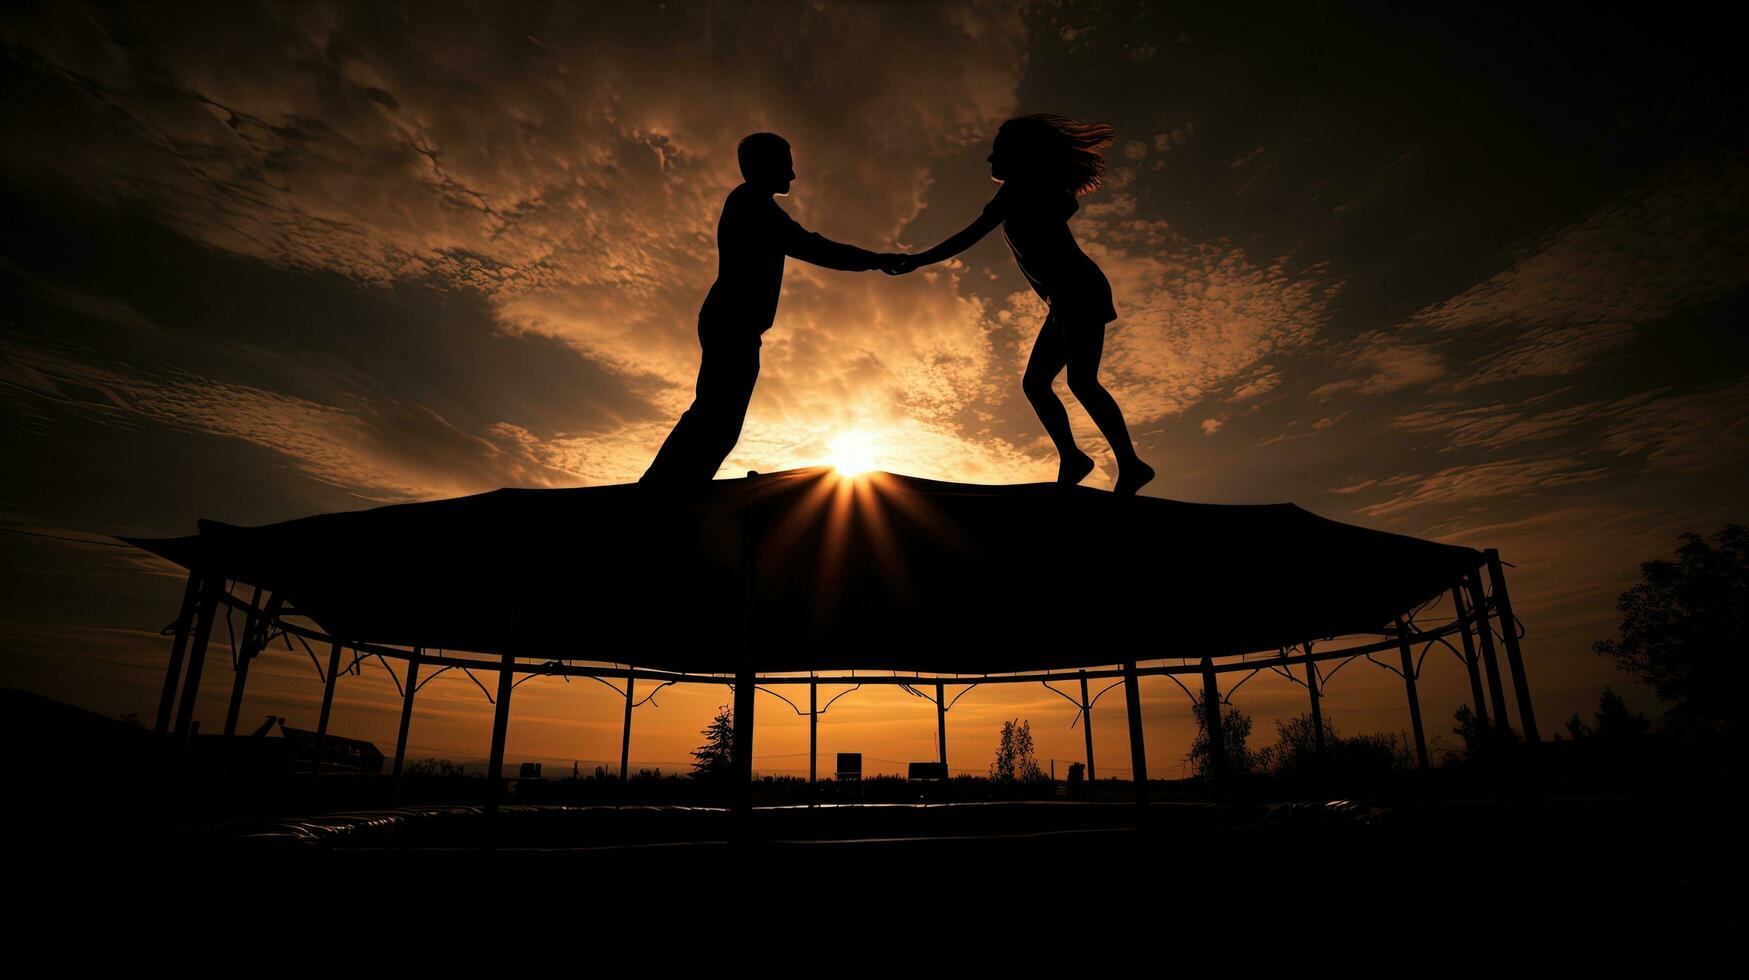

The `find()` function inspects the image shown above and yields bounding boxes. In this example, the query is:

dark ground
[7,686,1741,950]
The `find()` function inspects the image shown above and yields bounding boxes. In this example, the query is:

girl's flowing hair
[998,113,1115,197]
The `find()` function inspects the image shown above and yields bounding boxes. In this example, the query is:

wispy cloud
[1444,321,1638,391]
[1310,332,1443,397]
[1310,154,1749,400]
[1,336,577,499]
[1229,367,1280,402]
[1407,154,1749,341]
[1073,196,1345,426]
[1390,376,1749,473]
[1391,391,1654,453]
[1594,376,1749,472]
[1350,457,1614,517]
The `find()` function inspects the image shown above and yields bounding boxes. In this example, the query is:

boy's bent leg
[640,323,761,483]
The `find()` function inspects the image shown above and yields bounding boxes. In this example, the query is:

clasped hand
[878,253,921,276]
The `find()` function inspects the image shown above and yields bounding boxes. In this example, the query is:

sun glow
[826,430,881,477]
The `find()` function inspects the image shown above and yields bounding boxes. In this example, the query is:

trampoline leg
[313,641,342,779]
[935,681,947,772]
[486,647,513,812]
[222,588,264,742]
[1079,671,1095,802]
[223,591,280,779]
[1487,550,1540,744]
[219,643,254,778]
[1123,660,1148,806]
[733,665,755,815]
[1450,585,1492,734]
[1201,657,1227,789]
[620,671,635,783]
[809,678,818,787]
[1465,570,1513,739]
[175,575,222,752]
[1394,618,1430,771]
[155,571,201,735]
[393,648,422,805]
[1305,646,1325,754]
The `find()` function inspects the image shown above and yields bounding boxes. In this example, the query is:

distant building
[907,762,947,781]
[274,721,385,775]
[836,752,862,781]
[188,716,384,777]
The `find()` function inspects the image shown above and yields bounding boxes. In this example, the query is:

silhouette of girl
[896,114,1155,494]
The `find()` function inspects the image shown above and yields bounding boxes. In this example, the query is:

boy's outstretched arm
[779,211,887,271]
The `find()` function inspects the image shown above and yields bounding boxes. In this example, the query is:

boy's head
[738,132,795,195]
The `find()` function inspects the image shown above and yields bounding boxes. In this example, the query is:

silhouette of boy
[641,133,902,483]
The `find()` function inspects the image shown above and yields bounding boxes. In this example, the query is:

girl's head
[988,114,1115,196]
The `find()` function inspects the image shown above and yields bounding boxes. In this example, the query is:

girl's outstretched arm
[905,185,1010,271]
[910,209,1002,268]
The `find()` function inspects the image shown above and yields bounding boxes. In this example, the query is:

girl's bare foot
[1114,458,1155,496]
[1057,451,1095,486]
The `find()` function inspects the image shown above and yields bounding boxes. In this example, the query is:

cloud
[1229,146,1266,170]
[1595,376,1749,472]
[0,1,1040,486]
[0,519,183,580]
[1254,410,1347,446]
[1350,457,1614,517]
[1407,154,1749,339]
[1153,124,1193,154]
[1389,376,1749,474]
[0,2,1030,298]
[1341,378,1749,518]
[1228,367,1280,401]
[1310,332,1444,398]
[0,335,577,499]
[1310,153,1749,400]
[1066,195,1344,427]
[1445,321,1638,391]
[1391,391,1655,453]
[1425,501,1727,639]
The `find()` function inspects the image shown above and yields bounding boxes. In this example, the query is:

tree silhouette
[1564,686,1652,742]
[989,718,1045,782]
[1186,692,1254,778]
[1593,524,1747,742]
[690,704,735,782]
[1453,704,1485,756]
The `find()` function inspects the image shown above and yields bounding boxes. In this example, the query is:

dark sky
[3,1,1744,775]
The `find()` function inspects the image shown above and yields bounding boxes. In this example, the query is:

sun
[826,430,881,476]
